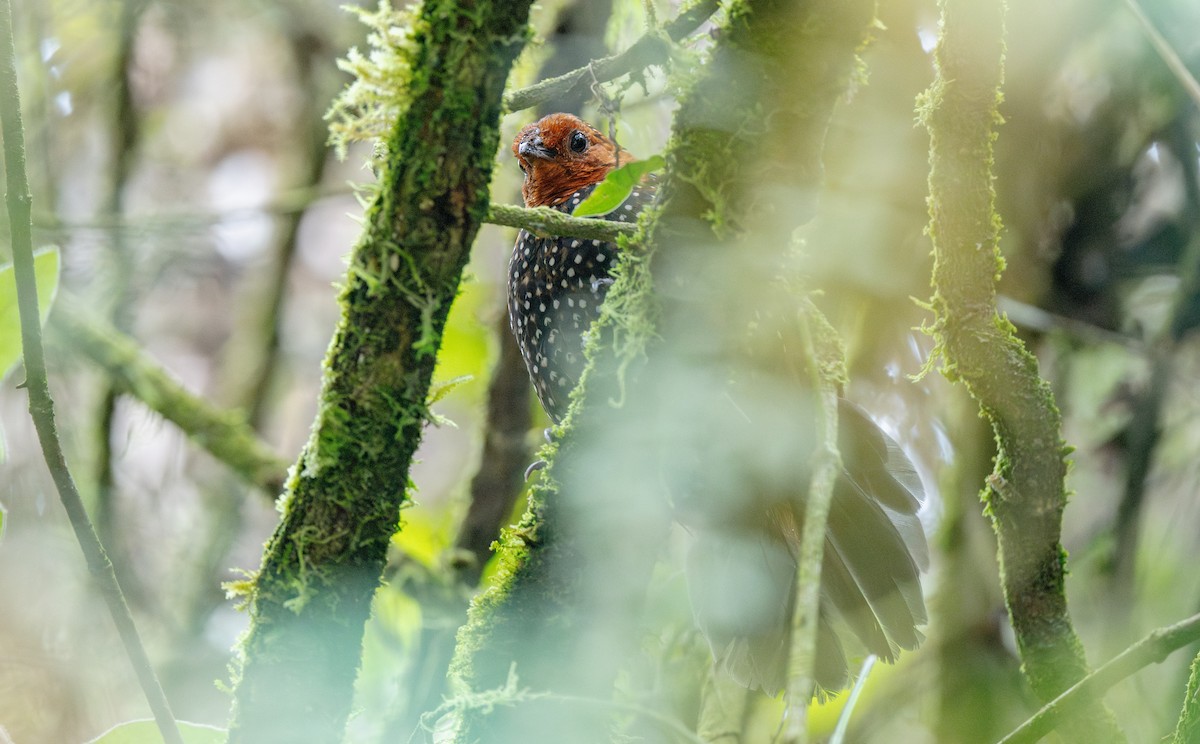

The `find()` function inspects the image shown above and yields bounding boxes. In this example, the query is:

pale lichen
[326,0,423,160]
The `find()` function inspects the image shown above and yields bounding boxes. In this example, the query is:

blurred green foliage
[85,720,225,744]
[1,0,1200,741]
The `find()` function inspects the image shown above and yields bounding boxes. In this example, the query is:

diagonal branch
[920,0,1123,739]
[502,0,719,112]
[998,612,1200,744]
[486,202,636,242]
[49,294,288,493]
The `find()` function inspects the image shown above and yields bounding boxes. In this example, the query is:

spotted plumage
[508,114,654,421]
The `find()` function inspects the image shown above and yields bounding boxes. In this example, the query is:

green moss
[49,297,288,492]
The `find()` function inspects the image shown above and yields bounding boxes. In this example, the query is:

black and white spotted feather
[507,181,655,422]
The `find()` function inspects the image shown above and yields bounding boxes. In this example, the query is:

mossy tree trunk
[920,0,1123,740]
[225,1,534,742]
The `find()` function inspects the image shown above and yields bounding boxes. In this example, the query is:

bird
[507,112,927,696]
[508,113,652,422]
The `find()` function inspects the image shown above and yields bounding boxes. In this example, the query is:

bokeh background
[1,0,1199,741]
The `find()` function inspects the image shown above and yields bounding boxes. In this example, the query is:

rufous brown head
[513,113,636,208]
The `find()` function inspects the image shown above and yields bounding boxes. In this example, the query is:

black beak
[518,135,554,161]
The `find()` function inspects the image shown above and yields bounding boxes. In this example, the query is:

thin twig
[222,30,334,427]
[502,0,720,112]
[1122,0,1200,110]
[830,655,877,744]
[996,296,1145,352]
[32,183,349,230]
[997,612,1200,744]
[784,304,845,742]
[36,196,636,246]
[0,3,184,743]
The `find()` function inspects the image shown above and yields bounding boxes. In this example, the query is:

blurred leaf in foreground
[85,720,226,744]
[0,247,60,380]
[572,155,664,217]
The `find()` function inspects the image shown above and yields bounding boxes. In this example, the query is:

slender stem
[830,655,876,744]
[998,613,1200,744]
[93,0,148,611]
[1122,0,1200,109]
[784,305,845,741]
[221,27,332,426]
[0,3,183,744]
[502,0,720,112]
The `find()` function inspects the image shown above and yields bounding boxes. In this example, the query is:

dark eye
[569,131,588,153]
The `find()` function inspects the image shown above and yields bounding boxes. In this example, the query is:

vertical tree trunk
[225,2,535,742]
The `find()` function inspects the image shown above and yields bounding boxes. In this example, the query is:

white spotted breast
[507,180,656,421]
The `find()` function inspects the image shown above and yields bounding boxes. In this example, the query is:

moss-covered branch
[1122,0,1200,109]
[998,612,1200,744]
[919,0,1123,739]
[50,294,288,493]
[224,1,535,741]
[501,0,720,113]
[487,203,636,243]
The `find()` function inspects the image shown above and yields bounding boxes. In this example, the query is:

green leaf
[571,155,664,218]
[85,720,226,744]
[426,374,473,407]
[0,247,61,380]
[0,500,6,544]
